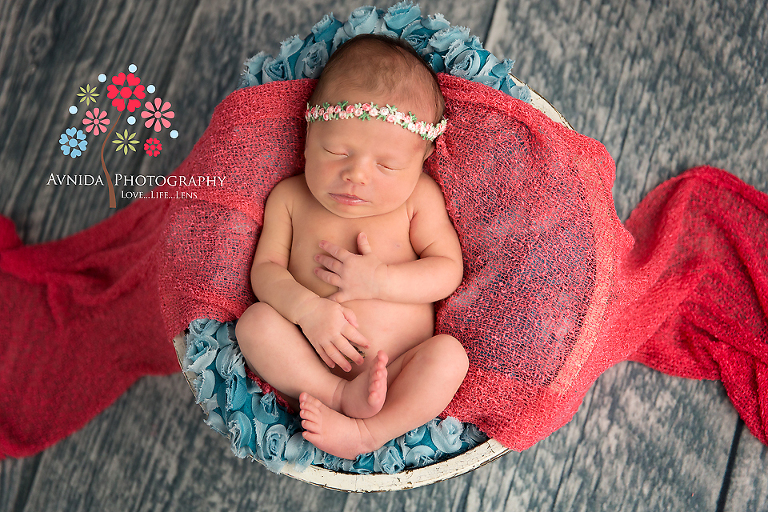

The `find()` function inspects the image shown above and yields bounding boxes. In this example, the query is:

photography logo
[56,63,179,208]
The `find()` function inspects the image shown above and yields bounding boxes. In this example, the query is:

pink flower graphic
[82,108,110,135]
[141,98,175,132]
[106,72,146,112]
[144,137,162,157]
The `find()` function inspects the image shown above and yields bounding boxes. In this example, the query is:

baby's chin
[319,198,400,219]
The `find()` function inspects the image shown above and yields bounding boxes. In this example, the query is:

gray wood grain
[2,0,766,510]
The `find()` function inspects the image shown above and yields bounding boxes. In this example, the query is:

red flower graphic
[144,137,162,157]
[106,72,146,112]
[141,98,175,132]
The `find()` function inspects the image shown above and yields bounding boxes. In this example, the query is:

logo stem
[100,110,123,208]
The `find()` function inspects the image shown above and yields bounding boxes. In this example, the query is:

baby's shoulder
[269,174,305,196]
[407,173,447,213]
[266,174,309,205]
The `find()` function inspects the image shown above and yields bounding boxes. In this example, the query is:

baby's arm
[250,179,368,370]
[316,174,463,304]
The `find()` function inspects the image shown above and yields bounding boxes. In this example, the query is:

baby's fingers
[326,336,362,372]
[321,342,351,372]
[314,266,341,287]
[340,321,369,351]
[319,240,352,261]
[334,335,365,366]
[314,253,343,272]
[313,343,337,369]
[341,308,362,333]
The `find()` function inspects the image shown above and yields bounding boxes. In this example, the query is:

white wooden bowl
[173,77,571,492]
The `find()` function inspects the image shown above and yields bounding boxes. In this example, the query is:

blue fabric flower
[332,6,381,51]
[261,56,292,83]
[253,392,282,425]
[59,127,87,158]
[256,423,288,473]
[461,423,488,445]
[404,424,428,446]
[204,408,227,435]
[312,13,343,44]
[284,432,316,471]
[229,411,255,458]
[426,25,470,54]
[215,322,234,347]
[374,442,405,474]
[261,36,306,84]
[444,36,488,80]
[225,373,248,411]
[429,417,464,454]
[507,84,532,102]
[428,52,446,73]
[472,58,514,90]
[352,452,376,474]
[400,14,449,55]
[404,444,436,467]
[193,368,216,404]
[215,344,245,381]
[185,322,221,373]
[188,318,219,338]
[295,41,329,79]
[323,454,357,472]
[278,35,305,75]
[241,51,269,87]
[383,1,421,33]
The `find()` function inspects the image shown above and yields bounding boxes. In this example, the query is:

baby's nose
[342,159,372,184]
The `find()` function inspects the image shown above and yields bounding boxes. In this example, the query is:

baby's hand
[296,296,369,372]
[314,232,388,303]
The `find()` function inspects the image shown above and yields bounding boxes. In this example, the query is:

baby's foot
[300,393,378,460]
[338,350,388,419]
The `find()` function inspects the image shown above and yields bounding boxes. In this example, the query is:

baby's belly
[332,299,435,380]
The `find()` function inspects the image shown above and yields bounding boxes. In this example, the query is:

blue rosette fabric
[238,1,531,103]
[184,319,488,474]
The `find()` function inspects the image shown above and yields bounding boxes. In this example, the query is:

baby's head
[308,34,445,129]
[304,35,446,219]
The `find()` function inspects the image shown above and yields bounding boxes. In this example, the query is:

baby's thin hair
[308,34,445,124]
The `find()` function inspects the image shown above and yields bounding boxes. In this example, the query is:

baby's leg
[236,302,387,418]
[300,334,469,460]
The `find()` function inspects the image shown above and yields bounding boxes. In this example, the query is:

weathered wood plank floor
[1,0,766,510]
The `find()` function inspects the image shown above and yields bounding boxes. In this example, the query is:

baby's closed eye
[324,147,348,156]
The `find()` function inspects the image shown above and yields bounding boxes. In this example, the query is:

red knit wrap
[1,76,766,458]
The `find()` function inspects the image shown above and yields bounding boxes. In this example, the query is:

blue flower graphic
[59,127,87,158]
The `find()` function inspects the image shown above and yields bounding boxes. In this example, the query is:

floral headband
[305,101,447,142]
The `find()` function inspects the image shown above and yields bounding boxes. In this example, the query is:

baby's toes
[300,394,323,421]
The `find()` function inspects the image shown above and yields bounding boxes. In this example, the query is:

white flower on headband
[305,101,447,141]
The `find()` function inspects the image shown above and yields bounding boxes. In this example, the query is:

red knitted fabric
[1,76,766,458]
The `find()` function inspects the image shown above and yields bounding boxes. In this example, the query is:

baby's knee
[427,334,469,378]
[235,301,280,342]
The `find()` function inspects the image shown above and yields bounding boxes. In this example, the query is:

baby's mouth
[330,193,366,205]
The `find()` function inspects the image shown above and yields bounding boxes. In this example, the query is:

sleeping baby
[235,34,468,460]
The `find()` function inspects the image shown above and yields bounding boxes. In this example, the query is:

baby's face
[304,95,434,219]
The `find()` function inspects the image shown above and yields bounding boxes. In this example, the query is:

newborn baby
[236,34,468,460]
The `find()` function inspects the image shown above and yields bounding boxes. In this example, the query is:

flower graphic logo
[77,84,99,106]
[112,129,140,154]
[59,63,179,208]
[82,108,110,135]
[59,127,88,158]
[144,138,162,157]
[141,98,174,132]
[106,72,146,112]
